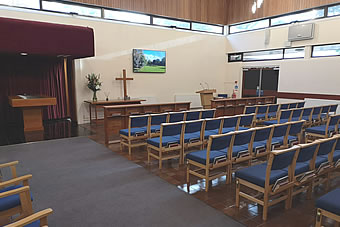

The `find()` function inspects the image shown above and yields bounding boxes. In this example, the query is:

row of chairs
[119,109,216,155]
[235,135,340,221]
[185,120,305,191]
[0,161,53,226]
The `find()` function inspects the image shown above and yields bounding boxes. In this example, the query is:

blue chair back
[185,111,200,121]
[222,116,239,128]
[291,109,302,120]
[297,102,305,108]
[279,110,292,122]
[273,124,289,138]
[271,147,297,170]
[205,118,222,131]
[317,138,337,156]
[289,121,304,136]
[245,106,256,114]
[162,123,183,136]
[201,109,215,119]
[330,104,338,113]
[131,115,149,128]
[239,114,254,127]
[257,105,268,114]
[302,108,313,120]
[329,115,340,127]
[280,104,289,110]
[150,113,168,126]
[289,103,297,109]
[297,143,318,163]
[254,126,272,142]
[210,134,233,151]
[321,106,331,114]
[268,104,279,113]
[185,120,203,133]
[169,112,185,123]
[336,137,340,151]
[312,106,321,115]
[233,130,253,146]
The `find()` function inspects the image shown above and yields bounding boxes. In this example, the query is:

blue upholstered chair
[203,118,222,141]
[185,110,200,121]
[287,120,305,146]
[332,135,340,168]
[186,133,233,192]
[238,114,255,130]
[288,103,297,109]
[305,114,340,141]
[200,109,215,119]
[182,120,204,159]
[119,115,149,156]
[329,104,338,115]
[147,122,184,169]
[256,105,268,122]
[311,106,322,123]
[280,103,289,110]
[315,188,340,227]
[149,113,168,137]
[320,105,331,123]
[235,146,298,221]
[168,112,185,123]
[263,109,292,126]
[267,104,279,120]
[5,208,53,227]
[297,102,305,108]
[251,126,273,157]
[0,161,33,225]
[271,123,290,149]
[244,106,257,115]
[220,116,239,134]
[290,108,303,121]
[301,107,313,125]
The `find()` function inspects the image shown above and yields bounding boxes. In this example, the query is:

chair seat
[238,126,250,131]
[316,188,340,215]
[263,120,278,126]
[320,113,328,119]
[333,150,340,162]
[204,129,219,139]
[283,161,310,175]
[302,116,310,121]
[256,114,266,120]
[0,185,32,212]
[147,136,181,148]
[253,141,267,149]
[306,125,335,135]
[235,163,288,187]
[221,127,236,134]
[291,117,300,121]
[186,149,226,165]
[271,136,285,146]
[150,125,161,133]
[267,112,277,118]
[120,127,148,136]
[312,115,320,121]
[315,155,329,168]
[231,145,249,157]
[184,132,201,143]
[25,220,40,227]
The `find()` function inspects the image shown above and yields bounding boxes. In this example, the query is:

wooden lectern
[9,95,57,132]
[196,89,216,109]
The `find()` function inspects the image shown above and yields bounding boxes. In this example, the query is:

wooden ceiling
[70,0,340,25]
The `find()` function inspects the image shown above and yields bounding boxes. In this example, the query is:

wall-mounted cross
[115,69,133,100]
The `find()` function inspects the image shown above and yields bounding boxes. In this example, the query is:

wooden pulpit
[9,95,57,132]
[196,89,216,109]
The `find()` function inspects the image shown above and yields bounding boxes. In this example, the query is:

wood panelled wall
[69,0,340,25]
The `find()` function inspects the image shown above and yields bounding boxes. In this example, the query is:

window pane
[104,9,150,24]
[312,44,340,57]
[153,17,190,29]
[192,23,223,34]
[229,19,269,34]
[42,1,101,17]
[243,49,283,61]
[271,9,324,26]
[0,0,39,9]
[228,53,243,62]
[328,5,340,17]
[284,47,305,59]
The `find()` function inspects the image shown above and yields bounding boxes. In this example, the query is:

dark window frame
[311,42,340,58]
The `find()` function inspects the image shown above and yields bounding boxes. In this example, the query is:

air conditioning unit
[288,23,315,41]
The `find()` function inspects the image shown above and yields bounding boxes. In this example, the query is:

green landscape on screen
[133,49,166,73]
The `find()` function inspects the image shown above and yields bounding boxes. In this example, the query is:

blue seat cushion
[271,136,285,146]
[291,117,300,121]
[0,185,33,212]
[316,188,340,215]
[256,114,266,120]
[184,132,201,143]
[312,115,320,120]
[320,113,328,119]
[150,125,161,133]
[263,120,278,126]
[120,127,147,136]
[333,150,340,162]
[187,149,226,165]
[204,129,219,139]
[238,126,250,131]
[283,161,310,175]
[25,220,41,227]
[253,141,267,149]
[231,145,249,157]
[235,163,288,187]
[306,125,335,135]
[302,116,310,121]
[315,155,328,168]
[147,136,180,148]
[221,127,236,134]
[267,112,277,118]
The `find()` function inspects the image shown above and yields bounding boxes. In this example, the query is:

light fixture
[257,0,264,8]
[20,52,28,56]
[252,1,257,14]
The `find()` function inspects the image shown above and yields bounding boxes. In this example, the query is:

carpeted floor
[0,137,244,227]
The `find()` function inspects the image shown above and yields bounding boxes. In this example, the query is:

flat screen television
[133,49,166,73]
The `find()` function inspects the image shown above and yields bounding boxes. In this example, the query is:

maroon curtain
[0,54,67,127]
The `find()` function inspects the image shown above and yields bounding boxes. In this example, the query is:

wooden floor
[82,121,340,227]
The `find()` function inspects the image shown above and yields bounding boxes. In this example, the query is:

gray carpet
[0,137,244,227]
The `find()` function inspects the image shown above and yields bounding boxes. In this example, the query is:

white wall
[0,6,228,124]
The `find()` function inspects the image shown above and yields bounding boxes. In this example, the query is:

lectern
[196,89,216,109]
[9,95,57,132]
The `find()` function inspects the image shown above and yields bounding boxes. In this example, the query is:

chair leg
[186,163,190,192]
[180,147,184,165]
[326,172,330,191]
[263,192,269,221]
[315,209,322,227]
[236,179,240,208]
[159,150,162,170]
[227,165,232,184]
[128,140,132,156]
[147,147,150,165]
[205,167,210,192]
[285,188,293,209]
[307,182,313,200]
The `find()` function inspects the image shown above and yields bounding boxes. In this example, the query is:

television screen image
[133,49,166,73]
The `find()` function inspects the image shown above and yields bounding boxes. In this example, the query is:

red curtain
[0,54,67,127]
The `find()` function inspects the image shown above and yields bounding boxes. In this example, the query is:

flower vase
[92,91,98,102]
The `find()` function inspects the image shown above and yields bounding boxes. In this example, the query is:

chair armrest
[4,208,53,227]
[0,185,30,199]
[0,175,32,189]
[0,161,19,169]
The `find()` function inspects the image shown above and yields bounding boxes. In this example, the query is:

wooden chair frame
[200,109,216,119]
[182,120,205,160]
[266,104,280,121]
[5,208,53,227]
[250,125,274,159]
[202,118,223,147]
[305,114,340,142]
[271,122,291,150]
[236,146,298,221]
[316,207,340,227]
[149,113,169,138]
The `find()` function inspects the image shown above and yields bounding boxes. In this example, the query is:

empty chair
[186,133,233,192]
[288,103,297,109]
[267,104,279,120]
[263,109,292,126]
[149,113,168,137]
[256,105,268,121]
[168,112,185,123]
[244,106,257,115]
[238,114,255,130]
[320,105,331,123]
[119,115,149,156]
[301,107,313,124]
[271,123,290,149]
[287,120,305,146]
[290,108,303,121]
[5,208,53,227]
[203,118,222,144]
[221,116,239,134]
[147,122,184,169]
[280,103,289,110]
[297,102,305,108]
[331,135,340,167]
[311,106,322,123]
[315,188,340,227]
[305,114,340,141]
[329,104,338,115]
[183,120,204,159]
[200,109,216,119]
[252,126,273,157]
[236,146,298,221]
[185,110,200,121]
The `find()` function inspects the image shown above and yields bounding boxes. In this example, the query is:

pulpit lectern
[9,95,57,132]
[196,89,216,109]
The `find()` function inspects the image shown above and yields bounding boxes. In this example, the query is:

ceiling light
[257,0,264,8]
[252,2,257,14]
[20,52,28,56]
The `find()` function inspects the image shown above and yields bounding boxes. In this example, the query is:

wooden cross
[115,69,133,100]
